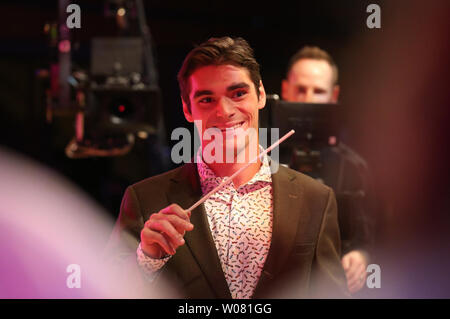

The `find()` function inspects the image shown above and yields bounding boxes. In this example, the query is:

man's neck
[208,159,262,189]
[204,143,262,188]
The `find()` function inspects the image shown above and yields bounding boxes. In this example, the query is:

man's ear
[257,80,267,110]
[331,85,340,103]
[281,79,288,101]
[182,97,194,122]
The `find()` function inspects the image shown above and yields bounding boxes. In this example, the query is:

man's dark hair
[177,37,261,112]
[286,46,339,85]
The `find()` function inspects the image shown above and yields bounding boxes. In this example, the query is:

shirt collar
[196,145,272,189]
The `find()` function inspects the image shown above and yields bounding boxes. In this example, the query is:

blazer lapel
[166,162,231,298]
[253,165,305,297]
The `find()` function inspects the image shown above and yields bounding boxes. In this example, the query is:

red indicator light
[58,40,71,53]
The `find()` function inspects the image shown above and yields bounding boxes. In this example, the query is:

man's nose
[304,89,315,103]
[216,97,235,118]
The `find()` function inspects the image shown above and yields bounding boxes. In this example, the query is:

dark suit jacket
[286,143,375,256]
[105,161,348,298]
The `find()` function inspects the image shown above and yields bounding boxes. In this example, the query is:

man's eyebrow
[227,82,250,91]
[193,90,213,99]
[192,83,250,99]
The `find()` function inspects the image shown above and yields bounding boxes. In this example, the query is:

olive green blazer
[106,161,348,298]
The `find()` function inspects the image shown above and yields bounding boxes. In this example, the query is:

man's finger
[348,276,365,294]
[147,215,193,237]
[341,255,351,271]
[141,227,176,255]
[348,275,364,289]
[348,275,365,290]
[147,219,186,247]
[347,264,366,286]
[161,204,191,221]
[150,214,194,232]
[345,260,365,279]
[347,266,365,284]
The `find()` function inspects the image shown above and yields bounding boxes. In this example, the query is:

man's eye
[232,90,247,98]
[199,97,213,103]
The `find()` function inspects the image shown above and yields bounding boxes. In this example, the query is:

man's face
[182,64,266,163]
[282,59,339,103]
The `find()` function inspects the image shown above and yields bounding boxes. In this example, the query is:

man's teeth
[220,123,243,131]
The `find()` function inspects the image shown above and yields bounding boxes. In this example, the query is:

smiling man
[106,37,348,298]
[183,62,263,185]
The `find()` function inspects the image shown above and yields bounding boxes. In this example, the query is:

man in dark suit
[106,37,348,298]
[281,46,374,294]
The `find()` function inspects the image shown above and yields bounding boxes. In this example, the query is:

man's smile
[209,121,247,133]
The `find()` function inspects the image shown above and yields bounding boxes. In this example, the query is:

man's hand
[341,250,369,294]
[140,204,194,259]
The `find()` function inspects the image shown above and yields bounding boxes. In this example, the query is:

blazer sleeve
[310,187,350,298]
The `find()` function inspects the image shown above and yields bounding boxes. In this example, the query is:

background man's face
[282,58,339,103]
[183,64,265,162]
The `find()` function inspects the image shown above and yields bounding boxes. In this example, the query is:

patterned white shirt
[137,146,273,299]
[197,147,273,299]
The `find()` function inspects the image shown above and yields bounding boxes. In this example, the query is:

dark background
[0,0,382,215]
[0,0,449,297]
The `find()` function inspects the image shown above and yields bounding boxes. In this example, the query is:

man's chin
[202,138,259,164]
[223,143,253,164]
